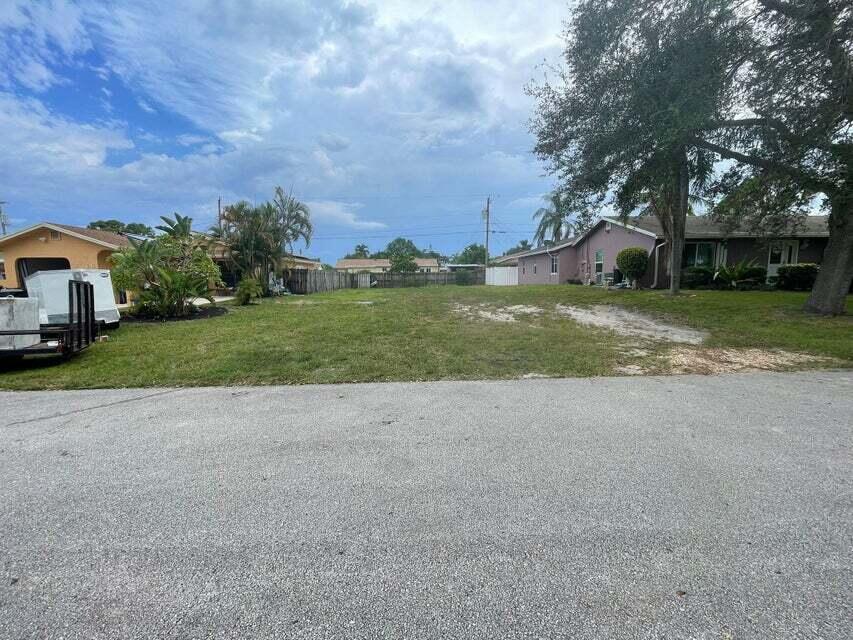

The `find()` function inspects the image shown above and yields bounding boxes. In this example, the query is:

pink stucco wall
[572,222,656,283]
[518,243,576,285]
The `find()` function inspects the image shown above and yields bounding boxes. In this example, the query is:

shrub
[112,214,222,318]
[615,247,649,288]
[776,263,819,290]
[713,259,767,290]
[681,266,714,289]
[235,277,263,305]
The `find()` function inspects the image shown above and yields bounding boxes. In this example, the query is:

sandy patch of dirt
[284,299,321,305]
[555,304,707,344]
[665,347,830,374]
[452,303,543,323]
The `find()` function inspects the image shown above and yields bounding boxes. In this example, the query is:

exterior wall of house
[573,223,657,284]
[0,228,116,289]
[518,244,575,285]
[724,237,827,268]
[647,236,830,288]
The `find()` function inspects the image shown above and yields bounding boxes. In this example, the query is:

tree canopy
[212,187,312,295]
[88,219,154,237]
[505,240,532,255]
[529,0,852,312]
[451,243,486,265]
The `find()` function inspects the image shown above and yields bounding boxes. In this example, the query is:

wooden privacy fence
[282,269,484,294]
[371,270,484,288]
[283,270,370,294]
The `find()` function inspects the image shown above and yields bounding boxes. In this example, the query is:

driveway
[1,372,850,639]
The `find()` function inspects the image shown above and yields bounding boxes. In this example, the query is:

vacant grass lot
[1,285,850,390]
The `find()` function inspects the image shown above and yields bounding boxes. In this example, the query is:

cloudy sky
[0,0,568,263]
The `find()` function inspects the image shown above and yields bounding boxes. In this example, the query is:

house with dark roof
[0,222,130,295]
[516,215,831,287]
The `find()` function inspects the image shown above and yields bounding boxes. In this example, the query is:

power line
[313,230,509,241]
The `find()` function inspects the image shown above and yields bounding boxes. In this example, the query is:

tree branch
[688,136,833,192]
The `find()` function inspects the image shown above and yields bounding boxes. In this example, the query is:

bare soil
[555,304,707,344]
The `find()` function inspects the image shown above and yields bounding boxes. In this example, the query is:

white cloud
[176,134,210,146]
[0,0,90,91]
[0,0,566,259]
[306,201,387,229]
[136,98,156,113]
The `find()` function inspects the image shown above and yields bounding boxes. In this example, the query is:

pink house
[516,216,830,287]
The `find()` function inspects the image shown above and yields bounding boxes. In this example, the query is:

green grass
[1,285,850,389]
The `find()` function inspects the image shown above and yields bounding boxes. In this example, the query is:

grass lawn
[1,285,850,390]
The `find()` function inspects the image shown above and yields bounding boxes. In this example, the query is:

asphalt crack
[3,389,180,427]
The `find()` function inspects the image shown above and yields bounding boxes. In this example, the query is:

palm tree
[533,192,572,246]
[212,187,312,295]
[273,186,312,265]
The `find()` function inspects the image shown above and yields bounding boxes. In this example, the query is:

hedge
[776,263,819,291]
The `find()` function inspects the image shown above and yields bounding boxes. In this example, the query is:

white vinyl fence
[485,266,518,286]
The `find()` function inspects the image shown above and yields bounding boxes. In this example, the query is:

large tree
[452,243,487,265]
[528,0,746,294]
[689,0,853,314]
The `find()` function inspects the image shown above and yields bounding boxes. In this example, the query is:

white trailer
[0,297,41,351]
[25,269,120,326]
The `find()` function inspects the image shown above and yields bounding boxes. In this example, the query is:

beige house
[335,257,440,273]
[0,223,129,294]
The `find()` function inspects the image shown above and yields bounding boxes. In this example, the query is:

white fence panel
[486,266,518,286]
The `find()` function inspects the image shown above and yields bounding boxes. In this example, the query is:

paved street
[1,371,851,639]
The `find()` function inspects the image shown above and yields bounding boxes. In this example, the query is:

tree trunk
[805,196,853,315]
[668,150,690,295]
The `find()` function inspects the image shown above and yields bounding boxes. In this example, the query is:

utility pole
[483,196,490,267]
[217,197,222,227]
[0,201,8,235]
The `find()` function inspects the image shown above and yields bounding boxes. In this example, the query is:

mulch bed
[121,305,229,324]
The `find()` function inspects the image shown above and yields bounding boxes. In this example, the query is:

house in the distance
[335,258,440,273]
[516,215,830,287]
[208,239,322,288]
[0,222,130,296]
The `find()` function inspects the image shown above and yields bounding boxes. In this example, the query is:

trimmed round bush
[776,263,819,290]
[616,247,650,287]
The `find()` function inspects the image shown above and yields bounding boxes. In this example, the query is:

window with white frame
[533,263,537,275]
[594,249,604,283]
[550,255,558,274]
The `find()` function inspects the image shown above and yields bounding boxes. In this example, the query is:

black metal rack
[0,280,97,358]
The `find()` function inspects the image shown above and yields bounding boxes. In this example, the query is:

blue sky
[0,0,568,263]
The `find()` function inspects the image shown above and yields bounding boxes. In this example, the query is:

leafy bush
[235,277,263,305]
[112,214,222,318]
[682,266,714,288]
[713,259,767,290]
[615,247,649,288]
[776,263,819,290]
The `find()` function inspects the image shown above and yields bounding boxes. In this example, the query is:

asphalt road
[1,371,851,639]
